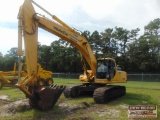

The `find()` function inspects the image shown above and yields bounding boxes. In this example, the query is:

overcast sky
[0,0,159,55]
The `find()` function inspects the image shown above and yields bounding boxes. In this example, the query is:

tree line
[0,18,160,73]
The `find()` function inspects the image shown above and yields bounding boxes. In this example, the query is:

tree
[100,28,116,58]
[3,47,18,71]
[144,18,160,65]
[50,39,82,73]
[0,52,5,70]
[113,27,139,70]
[38,45,52,70]
[126,18,160,72]
[0,18,160,73]
[90,30,102,58]
[145,18,160,37]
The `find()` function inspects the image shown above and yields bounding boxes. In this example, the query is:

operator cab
[96,58,116,80]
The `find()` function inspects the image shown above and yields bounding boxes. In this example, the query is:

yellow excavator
[17,0,127,111]
[0,63,53,90]
[22,63,54,86]
[0,63,27,89]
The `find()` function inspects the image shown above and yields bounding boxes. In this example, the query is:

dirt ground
[0,95,128,119]
[0,95,31,116]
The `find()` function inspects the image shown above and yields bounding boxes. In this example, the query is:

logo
[53,26,68,36]
[128,105,157,118]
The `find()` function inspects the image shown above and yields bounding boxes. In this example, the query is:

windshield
[96,59,116,80]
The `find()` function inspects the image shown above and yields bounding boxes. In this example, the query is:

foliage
[0,18,160,73]
[0,48,18,71]
[48,39,83,73]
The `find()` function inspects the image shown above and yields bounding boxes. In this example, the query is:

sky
[0,0,160,55]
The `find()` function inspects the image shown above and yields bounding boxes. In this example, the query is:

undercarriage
[63,83,126,103]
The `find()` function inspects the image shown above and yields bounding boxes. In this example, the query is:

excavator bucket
[29,85,66,111]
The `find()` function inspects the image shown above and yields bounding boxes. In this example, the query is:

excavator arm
[17,0,96,110]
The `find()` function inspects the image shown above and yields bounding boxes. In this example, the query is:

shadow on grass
[109,92,155,106]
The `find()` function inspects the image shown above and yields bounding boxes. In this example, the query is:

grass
[0,78,159,120]
[54,78,160,89]
[0,87,25,100]
[115,81,160,89]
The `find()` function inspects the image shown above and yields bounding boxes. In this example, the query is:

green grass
[0,87,25,100]
[115,81,160,89]
[53,78,160,89]
[53,78,82,85]
[0,79,159,120]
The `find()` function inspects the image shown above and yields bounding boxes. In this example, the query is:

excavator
[17,0,127,111]
[0,63,27,89]
[22,63,54,86]
[0,62,53,89]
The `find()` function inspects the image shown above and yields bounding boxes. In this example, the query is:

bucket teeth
[29,84,66,111]
[49,84,57,89]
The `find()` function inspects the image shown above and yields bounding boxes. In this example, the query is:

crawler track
[64,84,126,103]
[93,85,126,103]
[63,84,84,98]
